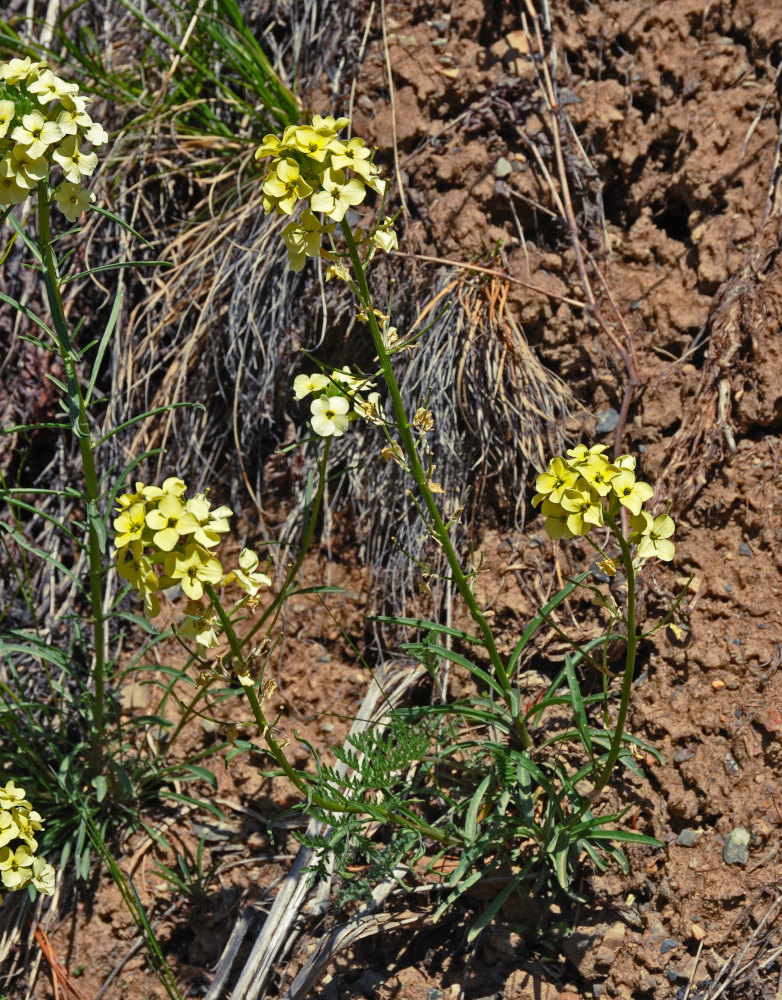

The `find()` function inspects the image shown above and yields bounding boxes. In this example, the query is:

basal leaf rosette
[255,115,394,271]
[0,780,56,904]
[0,56,107,218]
[533,444,674,562]
[293,366,384,438]
[113,478,270,651]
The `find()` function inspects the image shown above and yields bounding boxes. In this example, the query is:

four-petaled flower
[293,372,329,399]
[310,166,367,222]
[310,395,350,437]
[631,512,676,562]
[262,157,313,215]
[12,110,63,158]
[165,543,224,601]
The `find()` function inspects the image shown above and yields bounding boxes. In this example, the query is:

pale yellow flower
[631,512,676,562]
[10,146,48,188]
[185,494,233,548]
[54,181,95,221]
[0,158,29,205]
[52,135,98,183]
[0,100,15,139]
[113,502,148,549]
[231,548,272,597]
[310,166,366,222]
[0,782,27,811]
[310,395,350,437]
[559,488,604,536]
[293,372,329,399]
[31,856,56,895]
[292,124,334,162]
[262,157,313,215]
[281,209,334,270]
[56,94,92,135]
[0,58,36,84]
[610,469,653,516]
[28,69,79,104]
[165,544,224,601]
[145,493,200,552]
[329,136,374,178]
[0,844,34,889]
[11,110,63,158]
[373,225,398,253]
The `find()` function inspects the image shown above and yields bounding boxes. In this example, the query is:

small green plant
[152,835,222,901]
[154,113,686,930]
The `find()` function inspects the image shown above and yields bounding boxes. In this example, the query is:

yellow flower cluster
[0,780,55,903]
[113,478,270,646]
[533,444,675,561]
[255,115,392,270]
[293,367,383,437]
[0,57,107,218]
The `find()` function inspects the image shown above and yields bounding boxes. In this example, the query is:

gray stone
[495,156,513,178]
[675,828,700,847]
[723,827,750,866]
[596,408,621,433]
[660,938,679,954]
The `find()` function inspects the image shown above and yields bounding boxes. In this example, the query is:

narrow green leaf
[371,615,484,645]
[85,286,123,406]
[464,774,493,843]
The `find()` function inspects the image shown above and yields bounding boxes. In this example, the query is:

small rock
[595,922,626,966]
[596,408,620,433]
[674,748,695,764]
[712,678,725,690]
[352,970,385,995]
[675,829,700,847]
[691,923,706,941]
[495,156,512,178]
[660,938,679,954]
[762,708,782,732]
[723,751,741,775]
[723,827,750,866]
[739,542,753,557]
[674,954,701,982]
[563,926,602,976]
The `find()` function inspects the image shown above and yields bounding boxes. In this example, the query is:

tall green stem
[243,435,331,647]
[37,182,107,774]
[588,513,637,802]
[339,221,531,748]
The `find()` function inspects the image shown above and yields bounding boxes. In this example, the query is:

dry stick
[380,0,410,219]
[522,1,639,457]
[284,878,428,999]
[206,662,416,1000]
[405,251,586,310]
[348,2,376,127]
[32,923,94,1000]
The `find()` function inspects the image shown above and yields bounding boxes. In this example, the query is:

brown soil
[7,0,782,998]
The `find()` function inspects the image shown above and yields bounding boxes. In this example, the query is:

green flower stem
[588,512,638,802]
[204,581,452,845]
[339,221,531,750]
[243,436,331,648]
[37,181,107,775]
